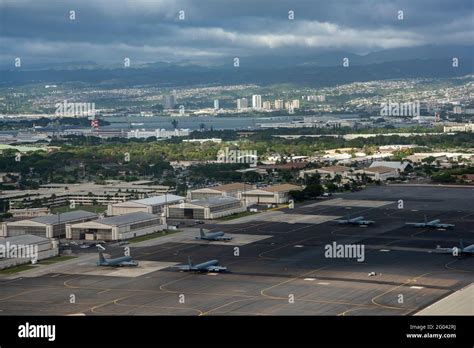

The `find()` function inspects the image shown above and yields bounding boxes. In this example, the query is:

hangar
[166,197,245,220]
[241,183,302,205]
[1,210,98,239]
[66,212,164,241]
[189,183,254,200]
[107,194,184,216]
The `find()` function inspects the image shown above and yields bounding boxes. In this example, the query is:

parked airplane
[435,240,474,256]
[196,228,232,241]
[335,216,374,225]
[174,257,228,273]
[96,247,138,267]
[405,216,455,229]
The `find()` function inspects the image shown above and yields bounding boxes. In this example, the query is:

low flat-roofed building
[9,207,51,218]
[66,212,164,241]
[107,194,184,216]
[166,197,245,220]
[0,234,59,270]
[241,183,302,205]
[189,183,254,200]
[1,210,98,239]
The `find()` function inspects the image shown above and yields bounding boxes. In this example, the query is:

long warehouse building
[1,210,98,239]
[66,212,164,241]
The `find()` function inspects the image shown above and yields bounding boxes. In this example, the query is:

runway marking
[112,297,203,316]
[305,198,394,208]
[200,298,256,316]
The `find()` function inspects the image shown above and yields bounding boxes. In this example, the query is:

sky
[0,0,472,67]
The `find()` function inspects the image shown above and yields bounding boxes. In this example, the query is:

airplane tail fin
[460,239,464,249]
[188,256,193,267]
[98,249,106,264]
[200,228,205,238]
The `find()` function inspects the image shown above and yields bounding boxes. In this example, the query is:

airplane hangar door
[184,208,194,219]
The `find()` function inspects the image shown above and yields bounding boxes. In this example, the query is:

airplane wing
[118,260,139,266]
[361,220,374,224]
[435,224,455,228]
[206,265,227,272]
[217,236,232,241]
[434,247,454,254]
[173,265,191,271]
[405,222,423,226]
[462,245,474,253]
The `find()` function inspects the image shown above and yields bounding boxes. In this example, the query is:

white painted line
[317,282,330,285]
[207,273,218,276]
[410,286,424,289]
[294,245,304,248]
[380,249,391,252]
[304,278,316,281]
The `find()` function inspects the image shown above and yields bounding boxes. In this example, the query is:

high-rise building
[237,98,248,111]
[292,99,300,109]
[163,94,176,109]
[214,99,220,110]
[252,95,262,110]
[262,101,272,110]
[274,99,284,110]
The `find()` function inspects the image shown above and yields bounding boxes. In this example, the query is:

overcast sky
[0,0,472,67]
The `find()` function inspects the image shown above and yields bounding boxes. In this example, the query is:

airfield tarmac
[0,185,473,316]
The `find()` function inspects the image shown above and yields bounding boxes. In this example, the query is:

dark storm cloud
[0,0,472,66]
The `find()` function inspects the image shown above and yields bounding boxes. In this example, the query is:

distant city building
[443,123,474,133]
[163,94,176,109]
[127,128,190,139]
[213,99,220,110]
[182,138,222,144]
[452,106,462,114]
[274,99,284,110]
[307,95,326,102]
[252,95,262,110]
[292,99,300,109]
[237,98,248,111]
[262,101,272,110]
